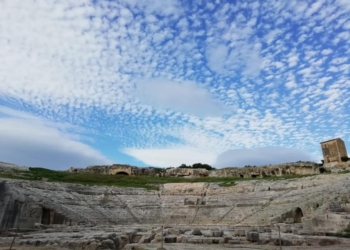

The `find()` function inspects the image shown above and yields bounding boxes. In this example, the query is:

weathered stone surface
[273,238,293,246]
[318,238,342,246]
[2,171,350,238]
[234,230,246,237]
[191,228,202,236]
[246,231,259,242]
[286,218,295,224]
[212,230,223,237]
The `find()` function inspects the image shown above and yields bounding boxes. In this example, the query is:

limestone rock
[246,231,259,242]
[192,228,202,235]
[234,229,246,237]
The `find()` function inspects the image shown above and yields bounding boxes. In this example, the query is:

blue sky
[0,0,349,169]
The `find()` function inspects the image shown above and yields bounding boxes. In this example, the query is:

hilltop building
[320,138,348,163]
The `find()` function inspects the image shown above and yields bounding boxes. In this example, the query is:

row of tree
[178,163,215,171]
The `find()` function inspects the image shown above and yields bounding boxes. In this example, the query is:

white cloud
[288,55,299,67]
[0,107,111,169]
[0,0,349,169]
[124,147,216,167]
[134,78,229,117]
[214,147,318,168]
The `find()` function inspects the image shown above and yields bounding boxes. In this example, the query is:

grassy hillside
[0,167,315,190]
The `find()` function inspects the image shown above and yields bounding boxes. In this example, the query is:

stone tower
[320,138,348,163]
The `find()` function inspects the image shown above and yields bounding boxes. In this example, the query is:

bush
[178,163,215,171]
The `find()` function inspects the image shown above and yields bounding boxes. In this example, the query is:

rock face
[164,168,209,177]
[209,161,324,178]
[2,174,350,249]
[0,161,29,173]
[2,173,350,233]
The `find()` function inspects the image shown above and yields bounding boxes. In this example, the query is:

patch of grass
[263,174,316,180]
[326,232,350,238]
[0,167,344,190]
[219,181,236,187]
[1,168,246,190]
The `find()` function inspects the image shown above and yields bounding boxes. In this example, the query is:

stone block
[192,228,202,235]
[212,230,223,237]
[234,229,246,237]
[273,238,293,246]
[212,239,220,244]
[280,225,292,233]
[177,235,187,243]
[188,238,203,244]
[167,228,180,235]
[246,231,259,242]
[101,239,115,249]
[201,230,212,237]
[202,238,213,244]
[228,239,240,244]
[318,238,341,246]
[223,236,232,243]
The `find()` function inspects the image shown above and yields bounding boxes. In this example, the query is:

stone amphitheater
[2,161,350,249]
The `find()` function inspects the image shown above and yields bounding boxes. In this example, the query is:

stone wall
[165,168,209,177]
[68,161,329,179]
[68,164,163,177]
[209,161,321,178]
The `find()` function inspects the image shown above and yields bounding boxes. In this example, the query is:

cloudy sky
[1,0,349,169]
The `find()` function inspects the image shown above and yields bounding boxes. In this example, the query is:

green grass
[0,167,324,190]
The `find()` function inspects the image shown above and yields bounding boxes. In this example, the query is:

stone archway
[115,171,129,176]
[294,207,303,223]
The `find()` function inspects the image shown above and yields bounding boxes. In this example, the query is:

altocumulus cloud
[0,107,111,169]
[0,0,350,169]
[214,147,318,168]
[134,79,229,117]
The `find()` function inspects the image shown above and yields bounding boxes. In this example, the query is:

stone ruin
[68,164,164,177]
[2,171,350,249]
[67,160,350,179]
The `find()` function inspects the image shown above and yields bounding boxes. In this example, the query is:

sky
[0,0,350,170]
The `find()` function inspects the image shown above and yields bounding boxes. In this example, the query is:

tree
[179,163,215,171]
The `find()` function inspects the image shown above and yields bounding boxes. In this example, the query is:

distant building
[320,138,348,163]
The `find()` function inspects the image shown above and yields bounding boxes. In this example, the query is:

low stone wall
[165,168,209,177]
[68,164,164,177]
[67,161,349,178]
[209,161,321,178]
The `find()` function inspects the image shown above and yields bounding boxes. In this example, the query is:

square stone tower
[320,138,348,163]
